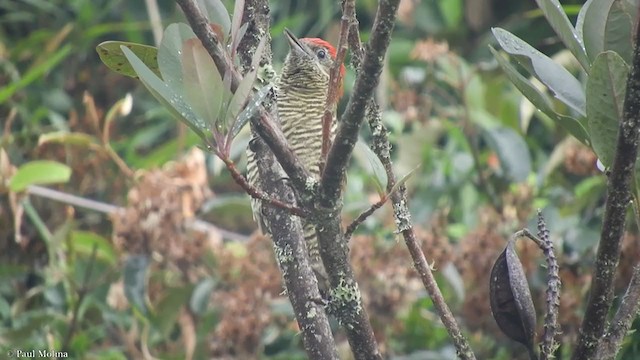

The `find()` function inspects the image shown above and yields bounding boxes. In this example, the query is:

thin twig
[221,157,307,217]
[341,5,475,355]
[344,178,408,241]
[573,18,640,360]
[344,195,387,241]
[320,0,354,170]
[26,185,250,242]
[366,100,476,358]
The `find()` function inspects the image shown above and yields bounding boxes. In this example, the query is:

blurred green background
[2,0,639,359]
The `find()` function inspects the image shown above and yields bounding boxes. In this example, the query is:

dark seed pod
[490,237,538,360]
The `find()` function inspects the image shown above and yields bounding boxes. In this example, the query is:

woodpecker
[247,29,345,292]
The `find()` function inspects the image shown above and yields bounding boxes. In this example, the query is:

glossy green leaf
[96,41,159,78]
[121,45,208,141]
[10,160,72,192]
[190,278,217,314]
[70,231,118,267]
[181,38,223,127]
[587,51,629,168]
[535,0,589,70]
[604,0,634,64]
[123,255,149,315]
[483,126,532,182]
[490,46,590,145]
[492,27,586,116]
[158,23,197,92]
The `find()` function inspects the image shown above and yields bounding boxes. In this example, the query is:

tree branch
[366,102,476,359]
[309,1,404,359]
[236,1,338,358]
[250,136,338,359]
[572,22,640,360]
[596,266,640,359]
[319,0,401,208]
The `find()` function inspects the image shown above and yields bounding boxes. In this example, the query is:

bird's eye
[316,49,327,59]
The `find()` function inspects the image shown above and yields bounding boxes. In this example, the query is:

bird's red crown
[302,38,346,97]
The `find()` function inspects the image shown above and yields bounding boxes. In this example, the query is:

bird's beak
[284,28,311,58]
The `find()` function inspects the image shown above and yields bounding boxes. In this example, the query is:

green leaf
[389,165,420,196]
[492,27,586,116]
[587,51,629,168]
[483,126,532,182]
[353,141,387,194]
[121,46,209,141]
[96,41,159,78]
[230,0,245,48]
[123,255,150,315]
[10,160,71,192]
[575,0,592,44]
[604,0,634,64]
[0,45,71,103]
[231,83,272,139]
[190,278,217,314]
[158,23,197,92]
[196,0,231,39]
[225,36,266,131]
[490,46,590,145]
[534,0,589,70]
[152,285,194,337]
[38,131,98,147]
[438,0,463,28]
[181,38,224,129]
[69,230,118,267]
[581,0,613,63]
